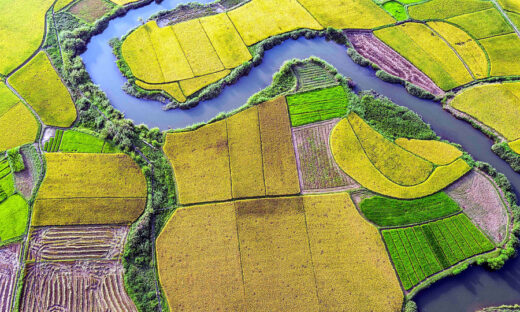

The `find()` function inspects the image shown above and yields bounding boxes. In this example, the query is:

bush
[347,48,370,67]
[492,142,520,172]
[376,70,403,84]
[405,82,435,100]
[7,147,25,172]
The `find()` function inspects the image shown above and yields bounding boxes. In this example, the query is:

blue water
[81,1,520,311]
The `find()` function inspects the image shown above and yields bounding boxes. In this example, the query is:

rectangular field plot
[408,0,493,20]
[292,119,359,191]
[0,244,21,312]
[21,260,137,312]
[293,62,338,92]
[481,33,520,76]
[382,214,495,289]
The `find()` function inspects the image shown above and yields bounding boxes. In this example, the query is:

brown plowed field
[346,31,444,96]
[21,260,136,312]
[292,119,360,192]
[28,225,129,261]
[0,244,21,312]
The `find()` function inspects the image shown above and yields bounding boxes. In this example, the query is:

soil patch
[69,0,112,24]
[0,243,21,312]
[13,149,35,199]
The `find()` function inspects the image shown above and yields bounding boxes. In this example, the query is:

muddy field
[346,31,444,96]
[0,244,21,312]
[28,225,129,261]
[445,170,509,243]
[13,148,36,199]
[292,119,360,192]
[21,260,136,312]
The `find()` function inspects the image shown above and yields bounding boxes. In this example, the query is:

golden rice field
[447,8,514,39]
[0,82,20,116]
[135,80,186,102]
[375,23,473,90]
[0,102,39,152]
[450,82,520,141]
[156,194,403,312]
[428,21,488,79]
[331,114,471,199]
[110,0,140,5]
[408,0,493,20]
[480,33,520,77]
[0,0,54,75]
[33,153,147,225]
[510,139,520,154]
[297,0,395,29]
[53,0,74,11]
[179,70,230,96]
[227,0,322,46]
[8,52,76,127]
[395,138,463,165]
[498,0,520,13]
[349,113,434,186]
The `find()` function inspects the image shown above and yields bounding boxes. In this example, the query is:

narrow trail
[492,0,520,39]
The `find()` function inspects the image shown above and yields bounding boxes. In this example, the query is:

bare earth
[346,31,444,97]
[0,244,20,312]
[446,170,509,244]
[13,148,35,199]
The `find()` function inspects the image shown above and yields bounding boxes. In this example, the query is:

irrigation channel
[82,0,520,311]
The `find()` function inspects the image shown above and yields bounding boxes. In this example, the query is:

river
[81,0,520,311]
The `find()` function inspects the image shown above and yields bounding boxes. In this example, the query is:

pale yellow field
[8,51,76,127]
[451,82,520,141]
[179,70,230,96]
[498,0,520,13]
[304,193,403,311]
[395,138,462,165]
[0,103,39,151]
[53,0,75,11]
[257,97,300,196]
[0,82,22,116]
[200,13,252,68]
[480,33,520,77]
[331,115,471,198]
[349,113,434,186]
[156,202,245,311]
[227,0,322,45]
[428,21,488,79]
[164,120,232,205]
[135,80,186,102]
[172,19,224,76]
[297,0,395,29]
[0,0,54,75]
[510,139,520,154]
[227,106,266,198]
[110,0,140,5]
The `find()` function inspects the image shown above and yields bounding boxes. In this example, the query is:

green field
[383,1,408,21]
[44,130,120,153]
[0,194,29,241]
[360,192,461,227]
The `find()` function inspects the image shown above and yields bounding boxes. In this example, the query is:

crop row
[0,244,21,312]
[294,63,338,92]
[43,129,63,152]
[382,214,495,289]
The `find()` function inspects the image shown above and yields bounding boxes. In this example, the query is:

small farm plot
[292,119,360,191]
[0,244,21,312]
[382,214,495,290]
[446,170,509,244]
[43,129,119,153]
[33,153,147,226]
[480,33,520,77]
[395,138,462,165]
[286,85,350,127]
[447,8,514,39]
[8,51,76,127]
[135,80,186,102]
[360,192,461,227]
[68,0,113,23]
[292,62,338,92]
[0,195,29,242]
[408,0,493,20]
[21,260,137,312]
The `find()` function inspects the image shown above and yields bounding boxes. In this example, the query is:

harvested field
[293,62,338,92]
[346,31,443,96]
[68,0,112,23]
[28,225,129,261]
[0,244,20,312]
[21,260,137,312]
[408,0,493,20]
[292,119,360,192]
[446,170,509,243]
[480,33,520,76]
[13,149,36,199]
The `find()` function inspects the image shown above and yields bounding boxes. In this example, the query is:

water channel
[81,0,520,310]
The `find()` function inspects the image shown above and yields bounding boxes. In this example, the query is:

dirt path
[492,0,520,39]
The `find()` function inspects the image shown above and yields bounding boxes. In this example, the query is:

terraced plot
[0,244,20,312]
[383,214,495,290]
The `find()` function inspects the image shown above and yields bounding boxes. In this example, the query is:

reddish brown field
[0,244,21,312]
[27,225,129,262]
[292,119,360,192]
[21,260,136,312]
[346,31,444,96]
[446,170,509,243]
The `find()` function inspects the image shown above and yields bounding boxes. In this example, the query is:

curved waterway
[82,1,520,311]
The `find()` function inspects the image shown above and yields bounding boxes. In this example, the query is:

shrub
[7,147,25,172]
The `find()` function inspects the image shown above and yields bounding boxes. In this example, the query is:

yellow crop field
[8,52,76,127]
[257,97,300,196]
[33,153,146,225]
[227,0,322,45]
[200,13,252,69]
[156,202,245,311]
[408,0,493,20]
[0,103,39,151]
[304,193,403,311]
[236,197,319,311]
[395,138,463,165]
[164,121,232,205]
[227,107,266,198]
[447,9,514,39]
[110,0,140,5]
[451,82,520,141]
[510,139,520,154]
[331,116,471,198]
[179,70,230,96]
[498,0,520,13]
[121,26,164,83]
[375,23,473,90]
[0,82,22,116]
[481,33,520,76]
[349,113,434,186]
[428,21,488,79]
[172,19,224,76]
[135,80,186,102]
[145,22,194,82]
[53,0,74,11]
[297,0,395,29]
[0,0,54,75]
